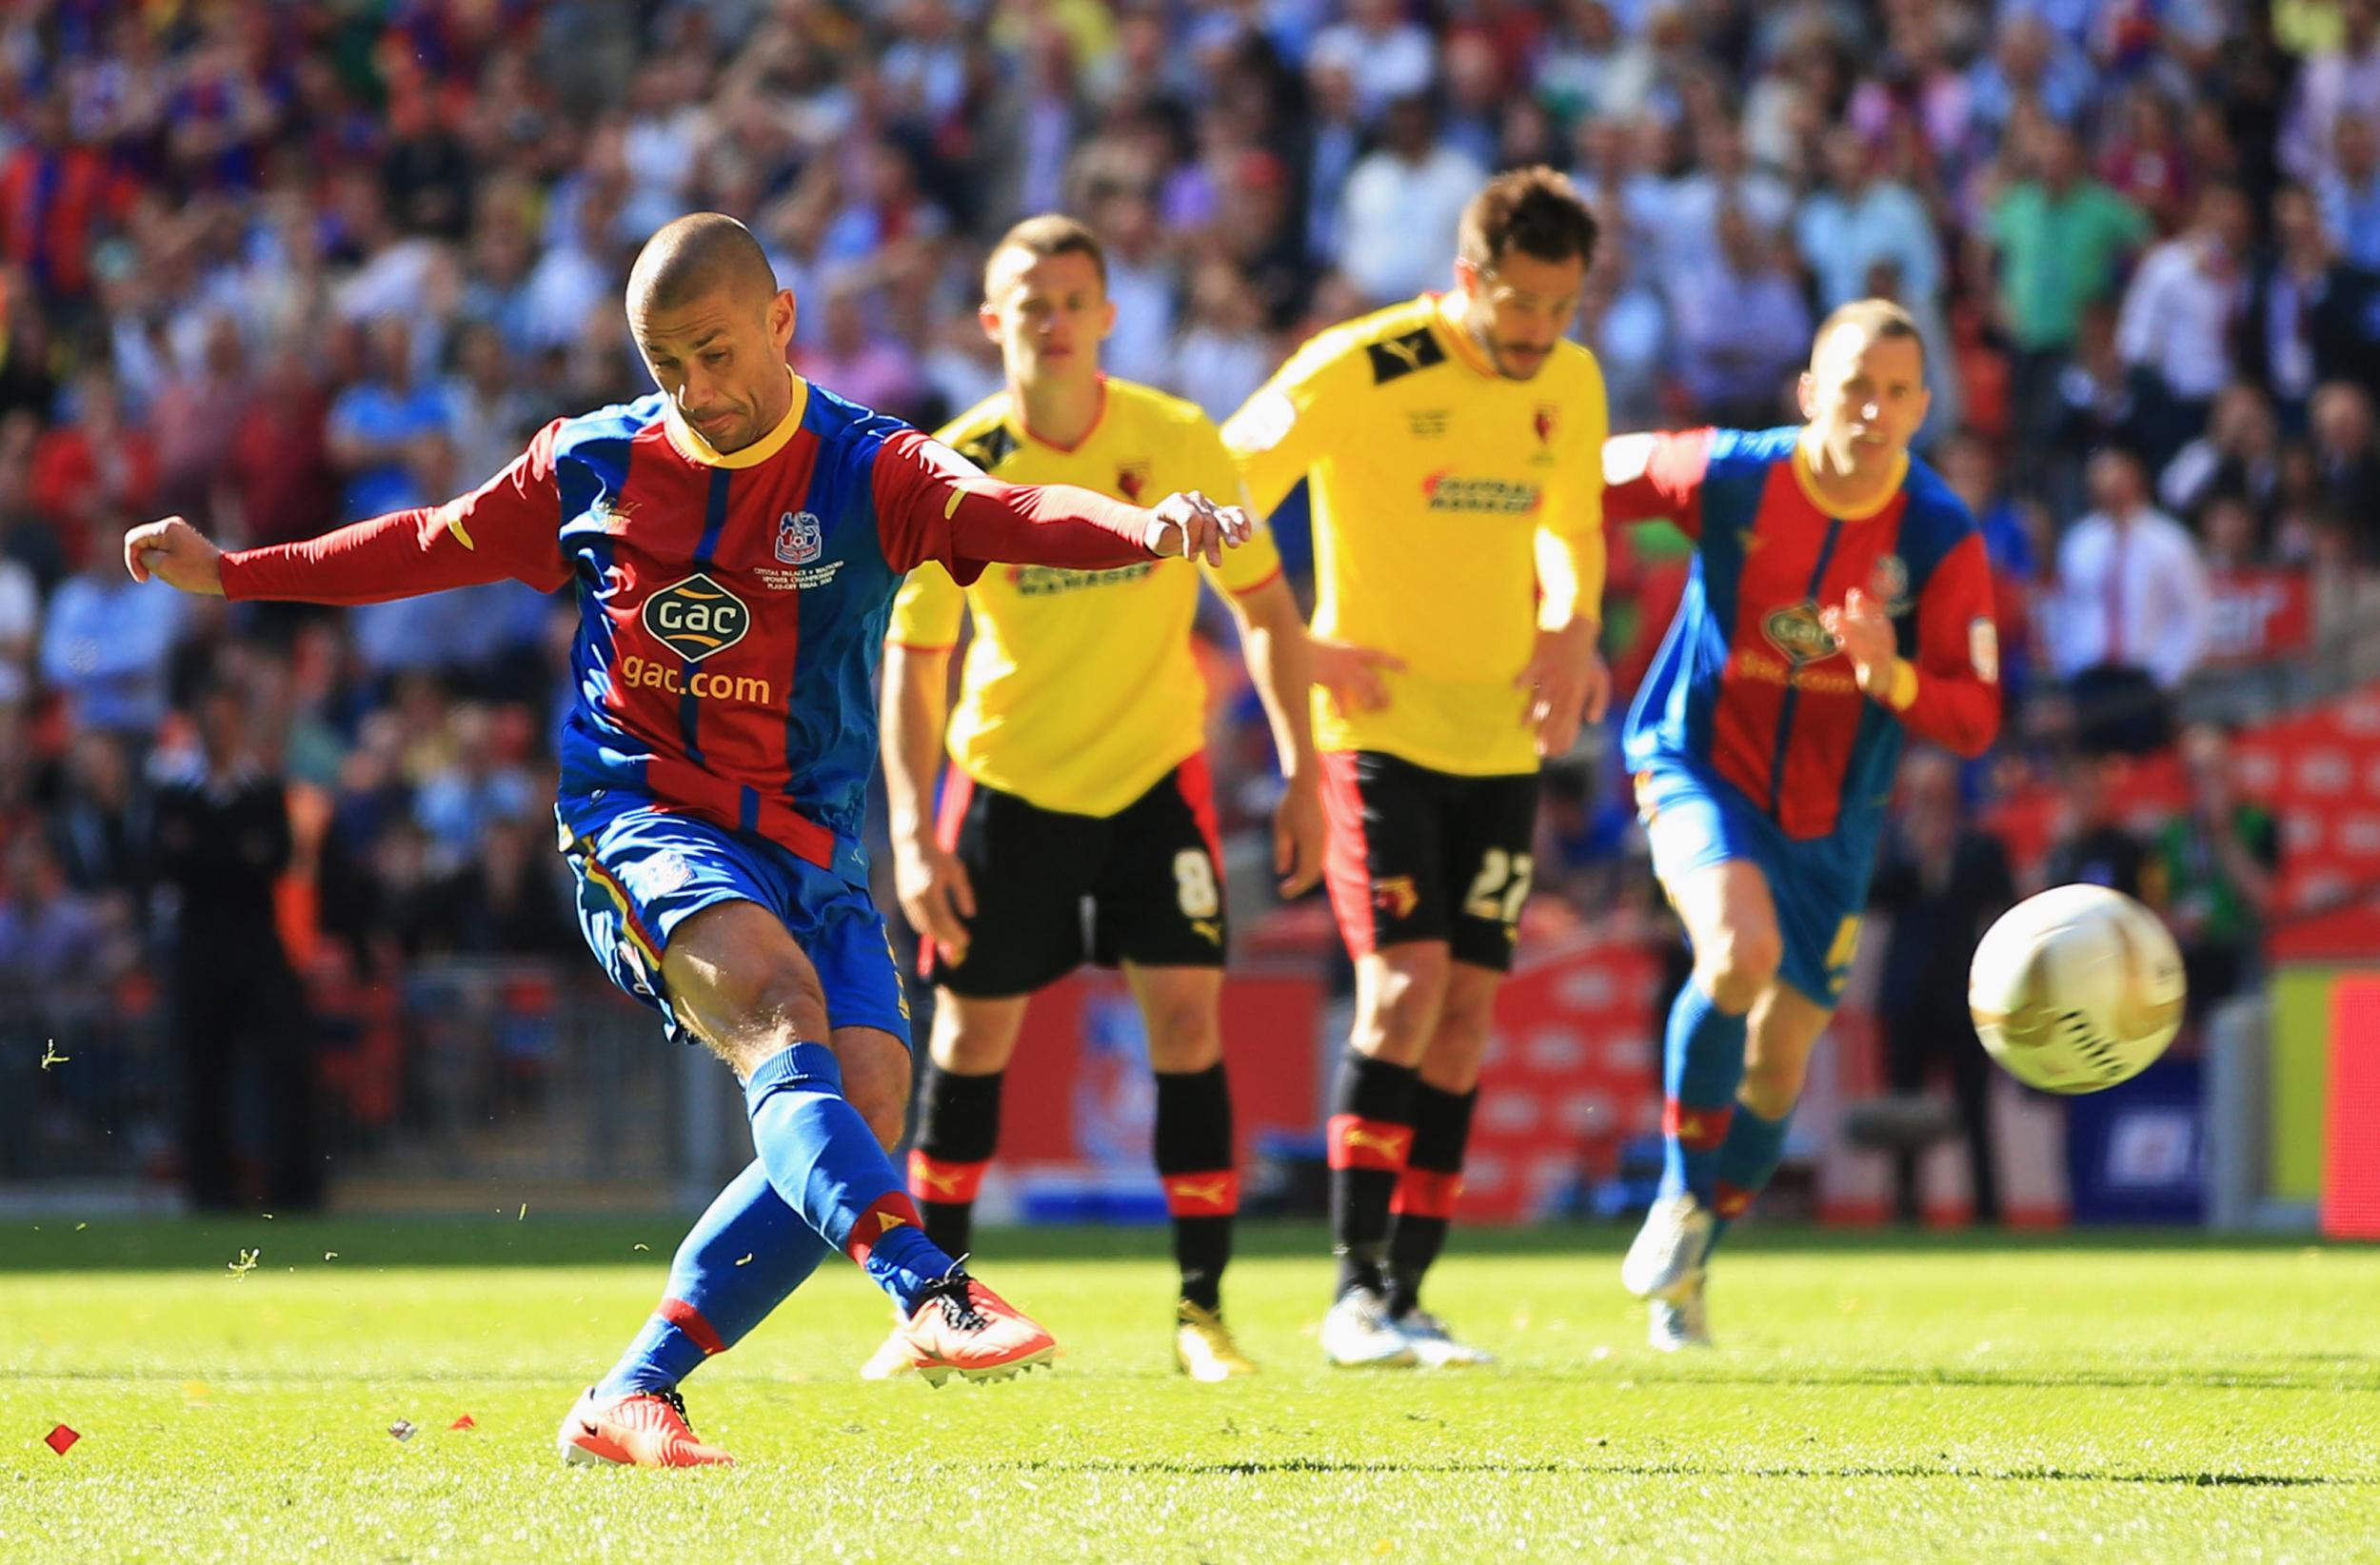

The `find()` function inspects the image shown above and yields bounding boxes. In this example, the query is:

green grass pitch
[2,1218,2374,1562]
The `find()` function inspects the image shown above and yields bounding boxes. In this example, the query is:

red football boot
[556,1387,735,1467]
[895,1272,1057,1387]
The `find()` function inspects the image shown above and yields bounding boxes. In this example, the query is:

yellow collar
[1432,291,1501,379]
[1791,433,1907,521]
[664,369,809,468]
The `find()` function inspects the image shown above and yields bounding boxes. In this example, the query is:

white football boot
[1647,1273,1713,1351]
[1321,1285,1419,1367]
[1621,1192,1714,1302]
[1393,1307,1495,1367]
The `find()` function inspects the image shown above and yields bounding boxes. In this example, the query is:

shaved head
[626,213,798,454]
[627,212,780,316]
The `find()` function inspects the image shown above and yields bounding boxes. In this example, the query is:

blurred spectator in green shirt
[2145,723,2280,1019]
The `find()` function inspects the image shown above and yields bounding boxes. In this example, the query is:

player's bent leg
[1125,963,1254,1380]
[664,901,1054,1382]
[1710,981,1832,1239]
[567,1159,830,1466]
[1383,961,1497,1366]
[1641,984,1831,1353]
[1626,859,1782,1307]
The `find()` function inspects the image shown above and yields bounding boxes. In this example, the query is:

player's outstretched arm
[129,423,572,604]
[874,429,1257,580]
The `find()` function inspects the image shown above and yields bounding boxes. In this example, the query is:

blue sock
[1707,1102,1794,1257]
[594,1159,830,1397]
[744,1041,955,1314]
[1657,981,1749,1205]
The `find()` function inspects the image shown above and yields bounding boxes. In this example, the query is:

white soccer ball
[1967,884,2187,1095]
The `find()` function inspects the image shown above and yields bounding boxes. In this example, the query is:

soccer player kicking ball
[1604,300,2001,1350]
[125,214,1256,1465]
[867,215,1325,1382]
[1222,168,1612,1368]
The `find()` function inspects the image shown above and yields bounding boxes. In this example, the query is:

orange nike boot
[556,1386,736,1467]
[895,1270,1057,1386]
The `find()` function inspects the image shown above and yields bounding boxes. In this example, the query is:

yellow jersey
[1223,292,1608,776]
[886,378,1284,819]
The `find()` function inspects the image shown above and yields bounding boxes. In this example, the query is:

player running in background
[1223,168,1611,1368]
[125,214,1254,1465]
[1604,300,2000,1350]
[869,215,1325,1383]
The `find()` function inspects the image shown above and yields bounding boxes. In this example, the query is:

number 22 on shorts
[1461,847,1535,923]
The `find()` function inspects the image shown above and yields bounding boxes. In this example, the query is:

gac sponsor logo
[641,573,750,660]
[1759,602,1839,666]
[617,654,775,706]
[1734,647,1858,696]
[1419,473,1542,514]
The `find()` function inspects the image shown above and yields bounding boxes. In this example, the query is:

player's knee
[1699,927,1781,1010]
[930,1003,1021,1076]
[1354,978,1441,1063]
[1140,992,1220,1072]
[736,962,832,1054]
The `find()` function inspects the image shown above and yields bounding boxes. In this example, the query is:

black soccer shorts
[922,756,1229,998]
[1319,749,1539,972]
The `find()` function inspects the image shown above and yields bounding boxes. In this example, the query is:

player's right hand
[1144,490,1254,566]
[893,835,976,966]
[1309,639,1403,714]
[123,516,227,596]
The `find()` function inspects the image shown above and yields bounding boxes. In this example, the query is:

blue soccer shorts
[1633,761,1876,1007]
[557,793,911,1048]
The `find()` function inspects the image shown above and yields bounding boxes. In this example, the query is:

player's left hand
[1820,587,1896,695]
[1517,618,1609,759]
[1145,490,1254,565]
[1272,774,1326,899]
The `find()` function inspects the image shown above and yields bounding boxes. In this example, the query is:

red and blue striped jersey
[1605,426,1999,842]
[220,374,1158,880]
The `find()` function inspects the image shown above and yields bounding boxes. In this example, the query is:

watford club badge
[1534,405,1557,446]
[1116,462,1150,503]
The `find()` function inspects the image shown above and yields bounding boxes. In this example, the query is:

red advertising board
[2202,567,2311,667]
[1458,934,1664,1223]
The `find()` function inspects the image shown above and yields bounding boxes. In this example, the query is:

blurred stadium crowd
[0,0,2374,1203]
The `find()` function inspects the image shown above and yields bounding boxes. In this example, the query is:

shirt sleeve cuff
[1886,658,1919,711]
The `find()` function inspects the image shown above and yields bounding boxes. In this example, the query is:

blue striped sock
[744,1042,955,1314]
[594,1159,829,1397]
[1708,1103,1794,1256]
[1659,981,1749,1205]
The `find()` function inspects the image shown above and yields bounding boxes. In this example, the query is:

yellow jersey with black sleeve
[886,377,1284,819]
[1223,292,1608,777]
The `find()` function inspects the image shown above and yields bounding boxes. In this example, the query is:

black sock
[1327,1049,1418,1300]
[1154,1062,1236,1313]
[909,1063,1003,1261]
[1386,1083,1477,1317]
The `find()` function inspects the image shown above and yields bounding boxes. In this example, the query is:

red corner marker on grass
[45,1424,78,1455]
[449,1414,476,1431]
